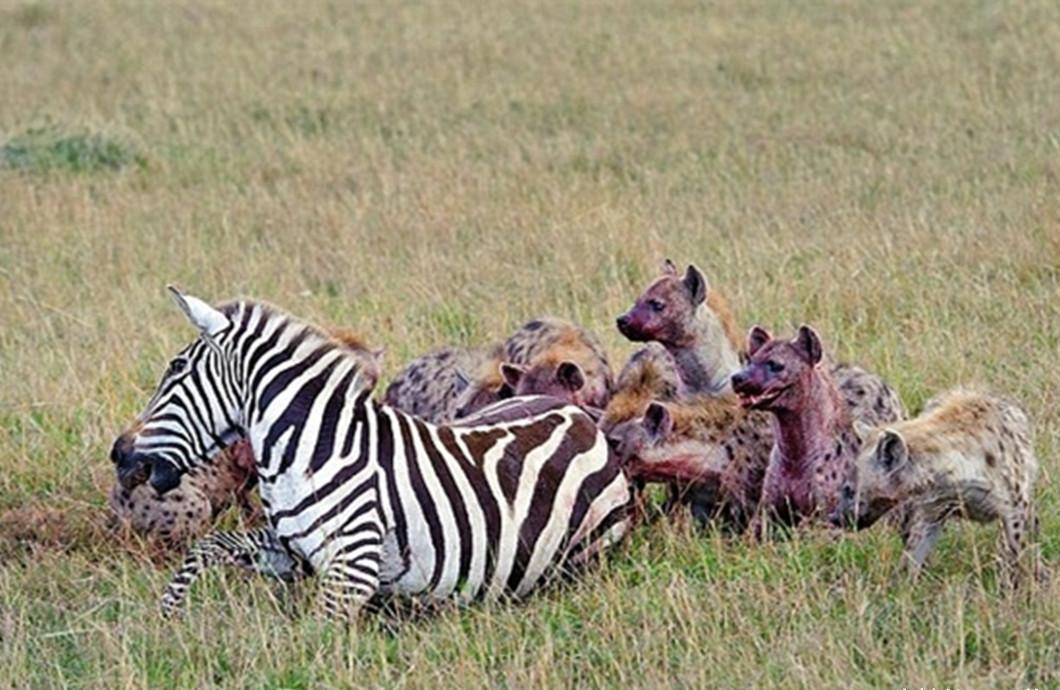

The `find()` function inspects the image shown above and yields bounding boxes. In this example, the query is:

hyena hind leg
[160,526,299,618]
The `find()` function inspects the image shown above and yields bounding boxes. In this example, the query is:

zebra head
[111,287,245,495]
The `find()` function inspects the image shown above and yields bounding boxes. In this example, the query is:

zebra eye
[168,358,188,376]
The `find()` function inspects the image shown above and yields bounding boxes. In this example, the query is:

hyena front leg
[998,503,1036,589]
[318,529,384,621]
[160,526,298,618]
[902,513,943,578]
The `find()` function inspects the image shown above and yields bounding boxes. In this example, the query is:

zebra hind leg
[160,527,298,618]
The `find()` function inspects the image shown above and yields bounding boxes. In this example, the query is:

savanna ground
[1,0,1058,687]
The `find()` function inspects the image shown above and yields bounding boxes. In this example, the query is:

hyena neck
[666,307,741,395]
[770,370,850,474]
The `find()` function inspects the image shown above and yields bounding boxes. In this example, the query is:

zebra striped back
[115,295,631,617]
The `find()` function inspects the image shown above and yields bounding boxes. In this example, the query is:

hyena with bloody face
[616,260,904,426]
[383,344,505,424]
[831,389,1041,584]
[731,325,862,531]
[607,397,772,530]
[457,317,615,418]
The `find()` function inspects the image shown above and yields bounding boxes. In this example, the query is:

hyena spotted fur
[601,342,683,433]
[109,440,260,547]
[607,395,773,530]
[831,389,1041,584]
[384,344,504,424]
[616,259,904,424]
[456,317,615,418]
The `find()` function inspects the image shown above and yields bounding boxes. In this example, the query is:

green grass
[1,0,1059,687]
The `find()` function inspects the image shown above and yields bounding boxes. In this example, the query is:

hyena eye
[167,358,188,376]
[648,299,665,312]
[767,360,784,373]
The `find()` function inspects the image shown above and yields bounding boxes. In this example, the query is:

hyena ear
[500,363,526,390]
[642,401,674,441]
[852,420,874,442]
[682,264,708,306]
[556,361,586,392]
[794,325,823,365]
[876,430,908,471]
[747,325,772,357]
[661,258,678,276]
[168,285,230,337]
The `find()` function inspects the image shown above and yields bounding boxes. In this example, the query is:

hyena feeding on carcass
[388,316,615,423]
[831,388,1042,585]
[607,395,773,531]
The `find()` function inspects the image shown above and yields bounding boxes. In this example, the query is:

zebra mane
[219,299,373,366]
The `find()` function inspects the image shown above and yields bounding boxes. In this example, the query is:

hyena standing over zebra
[111,289,631,619]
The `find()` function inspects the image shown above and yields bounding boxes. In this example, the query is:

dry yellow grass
[1,0,1058,687]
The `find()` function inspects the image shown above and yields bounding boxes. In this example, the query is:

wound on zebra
[115,287,632,620]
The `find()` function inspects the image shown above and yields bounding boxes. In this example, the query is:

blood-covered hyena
[731,325,862,531]
[384,344,505,424]
[616,260,904,425]
[607,396,772,530]
[456,317,615,418]
[109,440,260,548]
[831,389,1041,584]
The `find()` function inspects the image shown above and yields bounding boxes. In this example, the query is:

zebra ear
[167,285,229,337]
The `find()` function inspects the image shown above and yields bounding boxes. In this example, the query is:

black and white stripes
[115,292,631,619]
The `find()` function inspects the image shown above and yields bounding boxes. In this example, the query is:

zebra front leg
[160,526,294,618]
[317,531,384,622]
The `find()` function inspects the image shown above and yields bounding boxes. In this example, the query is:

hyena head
[830,425,909,530]
[730,325,823,412]
[110,288,245,496]
[500,357,610,413]
[605,402,673,470]
[616,260,708,347]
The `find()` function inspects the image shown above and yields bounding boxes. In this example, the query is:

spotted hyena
[109,440,260,547]
[616,260,742,395]
[458,317,615,417]
[600,342,683,433]
[831,389,1041,584]
[607,396,772,530]
[384,344,504,424]
[731,325,861,531]
[616,260,904,425]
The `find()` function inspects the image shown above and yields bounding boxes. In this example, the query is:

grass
[1,0,1058,687]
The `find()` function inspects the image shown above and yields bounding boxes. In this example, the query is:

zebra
[110,288,632,620]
